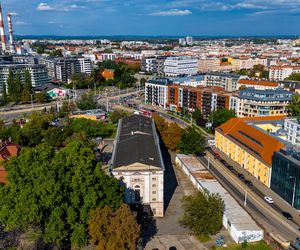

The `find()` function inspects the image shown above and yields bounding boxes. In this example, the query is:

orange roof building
[215,116,286,187]
[0,141,21,184]
[101,69,115,80]
[237,79,279,90]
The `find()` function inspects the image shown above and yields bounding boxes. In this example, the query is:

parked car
[245,180,253,187]
[227,165,234,171]
[264,196,274,204]
[238,173,245,180]
[282,211,293,220]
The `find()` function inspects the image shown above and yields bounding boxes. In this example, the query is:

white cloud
[36,3,55,11]
[150,9,192,16]
[15,21,28,25]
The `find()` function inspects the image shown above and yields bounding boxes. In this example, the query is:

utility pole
[207,157,210,170]
[106,92,109,112]
[30,94,34,110]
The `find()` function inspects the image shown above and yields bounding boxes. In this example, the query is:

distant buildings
[237,88,292,117]
[269,66,300,81]
[39,57,92,83]
[237,79,279,90]
[0,63,49,91]
[204,72,241,91]
[285,118,300,146]
[111,115,165,217]
[164,56,198,77]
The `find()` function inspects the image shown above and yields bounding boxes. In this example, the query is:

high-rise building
[186,36,193,45]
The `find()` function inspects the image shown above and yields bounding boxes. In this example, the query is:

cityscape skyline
[1,0,300,36]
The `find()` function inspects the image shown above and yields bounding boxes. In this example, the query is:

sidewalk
[211,146,300,226]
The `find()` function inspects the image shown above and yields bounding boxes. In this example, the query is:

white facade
[145,80,169,108]
[164,56,198,77]
[269,66,300,81]
[284,118,300,146]
[78,57,92,74]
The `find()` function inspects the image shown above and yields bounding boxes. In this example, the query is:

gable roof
[216,116,286,166]
[112,115,164,170]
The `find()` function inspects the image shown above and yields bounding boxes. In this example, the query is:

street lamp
[30,93,34,110]
[244,188,248,207]
[289,176,297,208]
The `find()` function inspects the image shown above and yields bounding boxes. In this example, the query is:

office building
[0,64,49,91]
[145,78,172,108]
[164,56,198,77]
[204,72,241,91]
[111,115,165,217]
[237,88,292,117]
[186,36,193,45]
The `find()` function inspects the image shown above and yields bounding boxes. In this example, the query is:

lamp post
[290,176,297,208]
[244,188,248,207]
[30,93,33,110]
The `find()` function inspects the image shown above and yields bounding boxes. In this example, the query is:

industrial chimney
[7,13,15,53]
[0,3,6,52]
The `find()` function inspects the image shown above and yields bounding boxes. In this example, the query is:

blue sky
[1,0,300,36]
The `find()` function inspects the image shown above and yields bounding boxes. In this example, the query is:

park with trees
[0,111,141,249]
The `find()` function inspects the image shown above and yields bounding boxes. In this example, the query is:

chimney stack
[0,3,6,52]
[7,13,15,53]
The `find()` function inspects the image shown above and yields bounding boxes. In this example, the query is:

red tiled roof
[238,79,279,87]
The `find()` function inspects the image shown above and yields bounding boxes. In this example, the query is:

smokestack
[0,3,6,52]
[7,13,15,53]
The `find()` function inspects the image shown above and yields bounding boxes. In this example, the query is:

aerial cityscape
[0,0,299,249]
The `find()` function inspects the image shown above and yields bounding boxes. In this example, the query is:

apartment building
[168,84,238,116]
[111,115,165,217]
[237,57,268,70]
[269,66,300,81]
[204,72,241,91]
[145,78,172,108]
[39,57,92,83]
[237,88,292,117]
[0,64,49,91]
[164,56,198,77]
[237,79,279,90]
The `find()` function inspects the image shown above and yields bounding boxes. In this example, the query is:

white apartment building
[284,118,300,146]
[204,72,241,91]
[269,66,300,81]
[238,58,268,70]
[78,57,92,74]
[164,56,198,77]
[111,115,164,217]
[0,64,49,91]
[145,78,171,108]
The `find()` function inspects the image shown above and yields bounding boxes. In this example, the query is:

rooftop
[112,115,164,170]
[238,79,279,87]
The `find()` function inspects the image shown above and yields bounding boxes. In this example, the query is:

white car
[264,196,274,204]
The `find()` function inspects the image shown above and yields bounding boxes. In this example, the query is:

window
[152,191,156,194]
[152,208,156,215]
[152,184,156,187]
[134,185,141,202]
[152,177,157,181]
[152,198,156,201]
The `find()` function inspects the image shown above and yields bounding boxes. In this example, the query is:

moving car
[245,180,253,187]
[264,196,274,204]
[238,173,245,180]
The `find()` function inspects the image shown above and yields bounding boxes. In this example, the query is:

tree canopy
[0,141,125,247]
[180,190,224,237]
[210,109,236,128]
[286,72,300,81]
[89,204,140,250]
[177,127,205,155]
[287,94,300,117]
[76,92,97,110]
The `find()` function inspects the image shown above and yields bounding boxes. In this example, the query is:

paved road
[198,153,299,244]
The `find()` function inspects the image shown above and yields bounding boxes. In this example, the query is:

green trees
[76,92,97,110]
[180,190,224,238]
[192,108,202,122]
[0,141,125,247]
[153,114,182,151]
[177,127,205,155]
[89,204,140,250]
[21,70,32,102]
[287,94,300,117]
[286,73,300,81]
[210,109,236,128]
[110,109,128,124]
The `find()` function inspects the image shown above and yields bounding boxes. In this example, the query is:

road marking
[205,153,299,237]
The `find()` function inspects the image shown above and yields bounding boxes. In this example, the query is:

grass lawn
[216,240,272,250]
[197,234,212,243]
